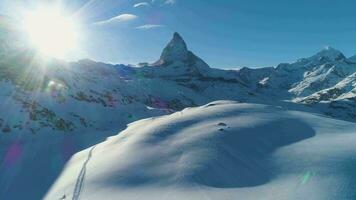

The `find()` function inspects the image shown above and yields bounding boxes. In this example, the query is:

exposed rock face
[157,32,190,65]
[152,32,210,77]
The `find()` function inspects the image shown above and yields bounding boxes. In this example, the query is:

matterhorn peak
[172,32,186,47]
[152,32,210,75]
[156,32,190,65]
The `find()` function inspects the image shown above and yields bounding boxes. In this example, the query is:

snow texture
[46,101,356,200]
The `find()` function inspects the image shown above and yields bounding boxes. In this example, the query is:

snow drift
[46,101,356,200]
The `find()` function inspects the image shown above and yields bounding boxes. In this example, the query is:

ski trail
[72,145,97,200]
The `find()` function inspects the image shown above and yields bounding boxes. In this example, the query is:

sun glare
[24,6,78,58]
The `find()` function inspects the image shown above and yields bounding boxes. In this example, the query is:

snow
[45,101,356,200]
[0,29,355,199]
[307,46,345,62]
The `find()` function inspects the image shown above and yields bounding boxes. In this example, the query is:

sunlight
[23,6,78,59]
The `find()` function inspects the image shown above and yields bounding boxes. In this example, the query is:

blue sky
[1,0,356,68]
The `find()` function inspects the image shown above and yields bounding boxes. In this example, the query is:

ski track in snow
[72,145,97,200]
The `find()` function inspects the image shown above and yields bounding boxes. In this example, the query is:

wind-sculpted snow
[45,101,356,200]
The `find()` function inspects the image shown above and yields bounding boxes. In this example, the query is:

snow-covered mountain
[237,46,356,120]
[0,28,356,199]
[0,31,355,136]
[0,32,260,135]
[0,31,256,199]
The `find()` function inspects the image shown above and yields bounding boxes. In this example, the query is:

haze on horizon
[1,0,356,69]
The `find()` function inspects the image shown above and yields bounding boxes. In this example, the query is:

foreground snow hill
[46,101,356,200]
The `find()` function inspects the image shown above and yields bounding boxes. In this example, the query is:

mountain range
[0,28,356,199]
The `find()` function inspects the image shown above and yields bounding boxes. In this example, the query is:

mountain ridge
[0,31,354,134]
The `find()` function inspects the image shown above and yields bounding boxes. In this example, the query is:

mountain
[241,47,351,97]
[45,101,356,200]
[156,32,192,65]
[0,32,255,199]
[235,46,356,120]
[1,32,354,136]
[349,55,356,62]
[0,30,356,199]
[151,32,211,76]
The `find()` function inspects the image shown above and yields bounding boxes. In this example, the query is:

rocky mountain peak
[156,32,190,65]
[308,46,345,62]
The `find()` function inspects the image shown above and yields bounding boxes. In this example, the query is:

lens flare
[23,6,79,59]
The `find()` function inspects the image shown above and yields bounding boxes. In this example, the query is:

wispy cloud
[136,24,165,30]
[93,14,138,26]
[151,0,176,6]
[134,2,150,8]
[164,0,176,5]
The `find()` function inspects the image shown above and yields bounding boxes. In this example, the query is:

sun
[23,6,79,58]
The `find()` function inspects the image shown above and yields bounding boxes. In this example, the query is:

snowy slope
[45,101,356,200]
[299,72,356,103]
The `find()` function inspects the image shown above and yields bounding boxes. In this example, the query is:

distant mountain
[349,55,356,62]
[1,30,356,199]
[237,46,356,119]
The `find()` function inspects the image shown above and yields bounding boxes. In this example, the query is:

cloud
[134,2,150,8]
[93,14,138,26]
[136,24,165,30]
[151,0,176,6]
[164,0,176,5]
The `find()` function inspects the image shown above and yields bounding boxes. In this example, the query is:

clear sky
[1,0,356,68]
